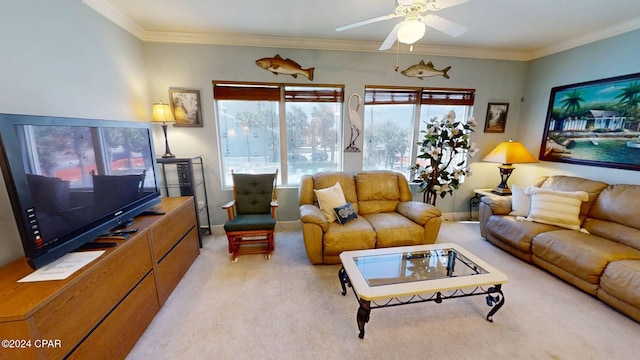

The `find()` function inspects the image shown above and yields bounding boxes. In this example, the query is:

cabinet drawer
[31,232,153,359]
[156,228,199,304]
[0,321,37,360]
[150,197,196,261]
[68,272,159,360]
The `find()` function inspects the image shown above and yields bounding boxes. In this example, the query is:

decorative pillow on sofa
[524,187,589,230]
[509,184,532,216]
[314,182,347,222]
[334,202,357,225]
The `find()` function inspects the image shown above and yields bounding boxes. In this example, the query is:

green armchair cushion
[224,214,276,232]
[233,173,276,215]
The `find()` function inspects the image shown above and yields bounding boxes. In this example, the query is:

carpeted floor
[126,221,639,360]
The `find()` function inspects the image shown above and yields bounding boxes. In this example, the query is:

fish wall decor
[255,55,314,81]
[401,61,451,80]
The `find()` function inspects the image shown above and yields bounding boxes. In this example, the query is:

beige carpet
[126,222,639,360]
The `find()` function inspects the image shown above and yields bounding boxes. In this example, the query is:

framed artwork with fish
[484,103,509,133]
[539,72,640,171]
[169,88,203,127]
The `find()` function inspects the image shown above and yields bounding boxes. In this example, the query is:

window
[214,82,344,187]
[362,86,475,179]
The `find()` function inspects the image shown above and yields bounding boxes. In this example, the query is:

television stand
[75,242,117,251]
[114,218,135,229]
[0,197,199,359]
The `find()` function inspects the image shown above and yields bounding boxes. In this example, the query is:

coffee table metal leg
[357,298,371,339]
[339,267,349,295]
[485,284,505,322]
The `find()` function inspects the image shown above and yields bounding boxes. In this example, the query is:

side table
[469,189,508,220]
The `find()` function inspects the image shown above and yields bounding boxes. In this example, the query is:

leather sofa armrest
[479,195,512,215]
[299,204,328,264]
[397,201,442,226]
[299,204,329,232]
[478,195,512,238]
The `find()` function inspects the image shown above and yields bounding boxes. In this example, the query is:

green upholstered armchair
[222,170,278,261]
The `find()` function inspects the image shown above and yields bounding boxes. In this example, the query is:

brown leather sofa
[298,170,442,264]
[479,175,640,322]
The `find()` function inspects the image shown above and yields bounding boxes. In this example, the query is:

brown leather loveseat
[479,175,640,322]
[299,170,442,264]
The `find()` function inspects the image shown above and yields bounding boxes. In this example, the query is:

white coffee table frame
[338,243,508,339]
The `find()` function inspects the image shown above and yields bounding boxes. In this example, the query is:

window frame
[213,81,345,188]
[363,86,476,179]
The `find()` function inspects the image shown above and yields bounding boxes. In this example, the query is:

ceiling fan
[336,0,469,50]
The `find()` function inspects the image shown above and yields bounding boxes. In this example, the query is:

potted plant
[412,110,478,205]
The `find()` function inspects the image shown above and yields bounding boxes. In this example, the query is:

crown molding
[84,0,640,62]
[82,0,531,61]
[142,31,532,61]
[83,0,146,38]
[531,17,640,60]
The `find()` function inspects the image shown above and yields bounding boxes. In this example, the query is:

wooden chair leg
[226,230,275,261]
[227,234,234,253]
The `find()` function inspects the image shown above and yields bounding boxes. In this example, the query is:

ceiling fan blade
[422,14,467,37]
[379,22,403,50]
[336,13,400,32]
[428,0,469,11]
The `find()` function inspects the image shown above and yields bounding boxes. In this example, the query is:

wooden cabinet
[149,198,199,305]
[0,197,198,360]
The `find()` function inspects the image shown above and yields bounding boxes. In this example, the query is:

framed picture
[539,72,640,171]
[484,102,509,133]
[168,88,202,127]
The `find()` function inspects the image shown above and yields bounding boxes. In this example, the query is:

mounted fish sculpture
[255,55,315,81]
[401,60,451,80]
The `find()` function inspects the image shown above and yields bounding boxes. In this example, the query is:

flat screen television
[0,113,161,269]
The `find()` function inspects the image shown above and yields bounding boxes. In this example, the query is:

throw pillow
[314,182,346,222]
[525,187,589,230]
[334,202,358,225]
[509,184,532,216]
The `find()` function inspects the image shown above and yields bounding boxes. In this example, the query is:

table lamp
[483,140,538,195]
[151,101,176,158]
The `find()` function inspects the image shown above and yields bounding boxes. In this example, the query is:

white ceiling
[84,0,640,61]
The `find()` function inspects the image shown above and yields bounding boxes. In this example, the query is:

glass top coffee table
[339,243,507,339]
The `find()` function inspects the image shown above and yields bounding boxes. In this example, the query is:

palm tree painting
[560,90,585,115]
[540,72,640,171]
[615,81,640,117]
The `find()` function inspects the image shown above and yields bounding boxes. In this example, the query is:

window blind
[365,86,475,106]
[213,82,280,101]
[420,88,475,105]
[214,81,344,103]
[285,85,344,103]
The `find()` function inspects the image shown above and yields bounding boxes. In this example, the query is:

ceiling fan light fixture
[397,19,426,45]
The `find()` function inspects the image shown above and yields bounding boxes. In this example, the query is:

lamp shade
[397,19,426,45]
[151,101,176,124]
[483,140,538,165]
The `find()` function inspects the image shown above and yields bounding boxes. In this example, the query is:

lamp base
[492,164,515,195]
[491,187,512,195]
[160,124,175,159]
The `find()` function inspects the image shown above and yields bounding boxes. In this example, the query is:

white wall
[143,43,528,224]
[0,0,149,266]
[515,29,640,186]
